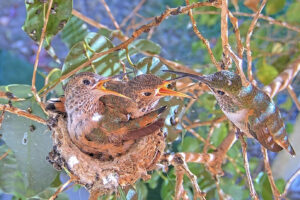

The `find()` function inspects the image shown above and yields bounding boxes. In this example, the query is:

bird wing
[248,110,282,152]
[122,118,165,141]
[46,96,66,113]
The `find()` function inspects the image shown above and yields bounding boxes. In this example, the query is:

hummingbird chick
[101,74,191,119]
[60,72,189,160]
[164,70,295,156]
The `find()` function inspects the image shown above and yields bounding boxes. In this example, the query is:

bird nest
[47,114,165,197]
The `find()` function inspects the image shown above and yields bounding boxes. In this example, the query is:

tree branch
[246,0,268,82]
[31,0,54,113]
[238,133,259,200]
[0,104,46,125]
[185,0,222,70]
[263,57,300,98]
[261,147,281,200]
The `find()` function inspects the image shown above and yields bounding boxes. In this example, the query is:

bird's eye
[83,79,90,85]
[143,92,152,96]
[217,90,225,95]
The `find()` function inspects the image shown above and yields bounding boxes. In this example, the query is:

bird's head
[128,74,191,111]
[199,70,243,98]
[163,70,243,99]
[64,72,129,113]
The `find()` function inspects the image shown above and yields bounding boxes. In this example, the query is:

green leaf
[135,181,148,200]
[62,32,120,81]
[119,39,161,61]
[272,55,290,73]
[266,0,286,15]
[0,97,57,197]
[117,186,127,200]
[23,0,72,45]
[161,180,174,200]
[221,178,248,199]
[61,16,89,49]
[0,144,26,195]
[0,84,33,99]
[286,2,300,24]
[146,171,160,189]
[211,123,228,147]
[131,39,161,55]
[275,178,286,193]
[285,122,294,134]
[45,68,64,96]
[280,97,292,110]
[261,174,273,200]
[135,57,166,75]
[179,136,201,152]
[256,59,279,85]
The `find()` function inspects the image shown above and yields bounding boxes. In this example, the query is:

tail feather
[276,139,296,156]
[46,96,66,113]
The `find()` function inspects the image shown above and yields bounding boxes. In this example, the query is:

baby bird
[57,72,189,160]
[164,70,295,156]
[101,74,191,119]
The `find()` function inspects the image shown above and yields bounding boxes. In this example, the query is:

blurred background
[0,0,300,199]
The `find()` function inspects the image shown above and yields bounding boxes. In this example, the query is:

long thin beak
[157,80,192,98]
[162,70,211,85]
[92,79,130,99]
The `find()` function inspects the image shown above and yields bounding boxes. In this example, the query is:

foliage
[0,0,299,199]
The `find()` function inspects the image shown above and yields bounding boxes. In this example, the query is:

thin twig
[31,0,54,113]
[0,104,46,125]
[174,168,189,200]
[72,8,127,42]
[287,85,300,110]
[227,11,243,58]
[72,9,110,30]
[120,0,146,27]
[49,178,75,200]
[261,147,281,200]
[193,11,300,33]
[0,105,6,129]
[0,149,11,161]
[185,0,222,70]
[203,125,215,153]
[215,176,232,200]
[220,0,231,68]
[171,154,206,200]
[0,91,25,102]
[184,115,226,130]
[246,0,268,82]
[226,45,248,86]
[99,0,121,30]
[263,57,300,98]
[238,133,259,200]
[283,168,300,197]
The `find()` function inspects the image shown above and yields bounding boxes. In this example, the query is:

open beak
[156,80,192,98]
[92,79,130,99]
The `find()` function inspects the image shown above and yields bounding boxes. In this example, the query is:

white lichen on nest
[68,155,79,168]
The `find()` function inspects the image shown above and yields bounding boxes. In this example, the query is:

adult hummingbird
[163,70,295,156]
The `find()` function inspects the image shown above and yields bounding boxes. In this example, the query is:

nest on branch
[47,114,166,197]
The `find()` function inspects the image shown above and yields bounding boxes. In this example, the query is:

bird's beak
[162,70,212,85]
[92,79,130,99]
[156,80,192,98]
